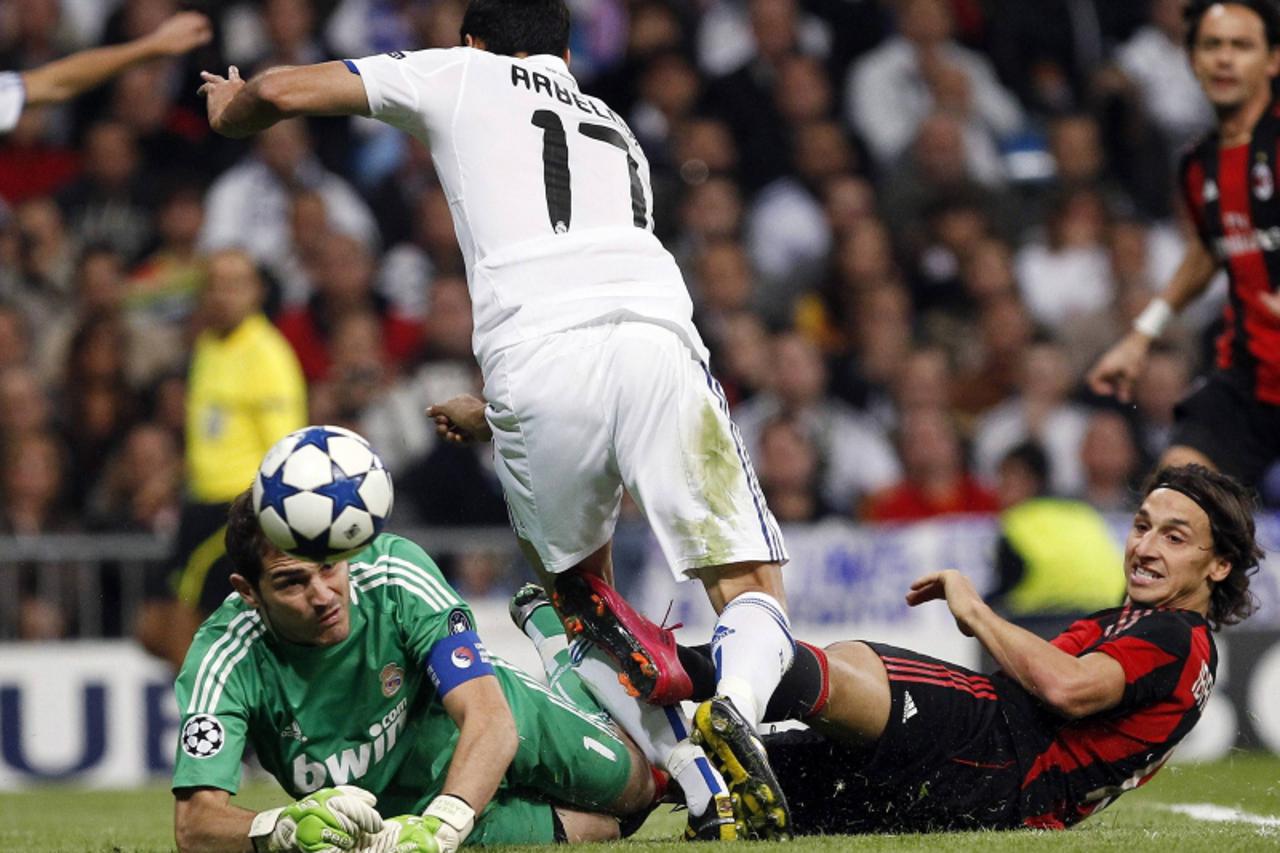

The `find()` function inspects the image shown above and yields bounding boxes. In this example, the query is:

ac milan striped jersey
[1180,102,1280,404]
[993,605,1216,828]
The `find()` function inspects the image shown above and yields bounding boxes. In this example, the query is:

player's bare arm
[22,11,211,106]
[907,570,1126,718]
[427,395,493,444]
[173,787,255,853]
[200,62,370,139]
[1088,238,1218,402]
[434,675,519,844]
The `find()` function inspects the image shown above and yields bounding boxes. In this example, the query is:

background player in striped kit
[1090,1,1280,486]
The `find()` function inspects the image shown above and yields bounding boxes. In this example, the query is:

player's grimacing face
[1124,489,1231,614]
[1190,4,1280,112]
[255,552,352,646]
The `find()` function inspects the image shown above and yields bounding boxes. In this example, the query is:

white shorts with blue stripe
[483,321,787,580]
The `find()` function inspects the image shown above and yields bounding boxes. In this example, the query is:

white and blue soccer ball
[253,425,394,561]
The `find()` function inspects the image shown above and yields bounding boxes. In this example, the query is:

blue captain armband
[425,630,495,696]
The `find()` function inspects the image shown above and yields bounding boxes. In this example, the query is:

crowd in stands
[0,0,1257,634]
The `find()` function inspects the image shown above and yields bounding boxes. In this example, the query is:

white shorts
[483,322,787,580]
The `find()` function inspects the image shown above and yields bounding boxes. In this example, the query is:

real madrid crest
[380,662,405,697]
[1254,157,1274,201]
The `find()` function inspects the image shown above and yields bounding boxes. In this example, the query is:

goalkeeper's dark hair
[460,0,571,57]
[1185,0,1280,50]
[225,489,277,587]
[1141,465,1263,631]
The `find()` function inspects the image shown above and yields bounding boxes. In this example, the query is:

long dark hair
[1143,465,1263,630]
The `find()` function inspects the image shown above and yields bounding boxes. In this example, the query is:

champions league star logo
[182,714,226,759]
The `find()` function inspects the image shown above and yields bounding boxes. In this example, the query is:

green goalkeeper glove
[249,786,384,852]
[353,815,441,853]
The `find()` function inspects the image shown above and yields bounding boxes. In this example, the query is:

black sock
[677,641,830,721]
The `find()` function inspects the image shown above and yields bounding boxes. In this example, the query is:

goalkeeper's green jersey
[172,534,630,824]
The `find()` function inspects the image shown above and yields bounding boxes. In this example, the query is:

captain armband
[425,630,495,697]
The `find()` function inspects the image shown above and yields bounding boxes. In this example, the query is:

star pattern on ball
[315,463,368,516]
[258,465,300,520]
[292,426,344,455]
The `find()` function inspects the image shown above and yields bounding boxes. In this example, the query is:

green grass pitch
[1,754,1276,852]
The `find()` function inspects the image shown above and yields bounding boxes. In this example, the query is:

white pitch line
[1158,802,1280,828]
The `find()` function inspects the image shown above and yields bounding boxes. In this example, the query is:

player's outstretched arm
[175,785,383,853]
[22,11,211,106]
[1086,238,1217,402]
[906,570,1126,719]
[200,61,370,139]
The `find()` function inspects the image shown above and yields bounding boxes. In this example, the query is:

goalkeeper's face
[248,553,353,646]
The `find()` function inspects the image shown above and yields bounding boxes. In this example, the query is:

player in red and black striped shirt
[676,465,1260,833]
[1089,1,1280,486]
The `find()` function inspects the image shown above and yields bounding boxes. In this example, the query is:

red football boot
[553,572,693,705]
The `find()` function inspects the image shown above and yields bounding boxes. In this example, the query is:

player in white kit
[199,0,794,839]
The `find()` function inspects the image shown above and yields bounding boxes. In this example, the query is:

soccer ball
[253,425,394,561]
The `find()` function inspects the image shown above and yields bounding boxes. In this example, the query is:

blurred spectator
[690,237,756,348]
[735,330,900,513]
[629,47,702,172]
[846,0,1023,174]
[56,120,154,259]
[1132,345,1192,463]
[276,233,422,382]
[362,275,477,475]
[1079,408,1141,512]
[951,290,1034,417]
[198,118,379,280]
[697,0,831,78]
[8,196,77,322]
[987,441,1125,639]
[709,308,771,406]
[0,303,31,371]
[702,0,830,193]
[863,405,997,522]
[1,429,75,639]
[879,111,1016,250]
[136,249,305,669]
[1015,187,1113,329]
[1111,0,1213,155]
[60,313,139,510]
[755,415,831,522]
[973,337,1091,496]
[376,182,466,320]
[87,420,182,535]
[125,182,206,329]
[746,118,852,313]
[0,364,54,441]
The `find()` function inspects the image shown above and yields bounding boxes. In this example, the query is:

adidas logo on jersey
[902,691,918,723]
[281,720,307,743]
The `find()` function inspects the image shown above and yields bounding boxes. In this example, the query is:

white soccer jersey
[350,48,707,370]
[0,72,25,134]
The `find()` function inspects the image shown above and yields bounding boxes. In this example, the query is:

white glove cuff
[1133,298,1174,339]
[248,807,285,851]
[424,794,476,841]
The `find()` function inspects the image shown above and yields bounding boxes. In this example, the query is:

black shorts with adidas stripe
[762,643,1023,834]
